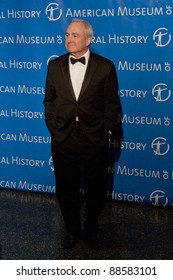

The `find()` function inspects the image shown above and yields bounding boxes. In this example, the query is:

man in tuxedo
[43,19,121,250]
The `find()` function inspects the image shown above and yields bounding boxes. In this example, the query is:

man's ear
[86,37,92,46]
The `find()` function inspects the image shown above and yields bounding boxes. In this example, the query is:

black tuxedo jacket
[43,51,121,147]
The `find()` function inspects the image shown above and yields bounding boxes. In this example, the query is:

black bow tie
[70,56,86,65]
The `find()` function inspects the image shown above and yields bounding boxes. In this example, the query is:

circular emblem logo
[150,190,168,206]
[45,3,63,21]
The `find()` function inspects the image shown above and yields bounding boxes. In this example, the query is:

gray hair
[71,19,94,38]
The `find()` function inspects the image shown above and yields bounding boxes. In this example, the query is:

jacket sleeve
[43,60,56,133]
[104,62,121,135]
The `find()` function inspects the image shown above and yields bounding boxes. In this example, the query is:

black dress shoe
[86,234,101,251]
[63,234,79,249]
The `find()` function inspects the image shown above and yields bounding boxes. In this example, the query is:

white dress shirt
[69,49,90,101]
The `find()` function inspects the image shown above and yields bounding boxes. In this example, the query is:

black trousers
[51,122,108,236]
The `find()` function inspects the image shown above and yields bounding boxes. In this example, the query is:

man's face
[65,22,92,58]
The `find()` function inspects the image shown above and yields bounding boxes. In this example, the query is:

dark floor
[0,188,173,260]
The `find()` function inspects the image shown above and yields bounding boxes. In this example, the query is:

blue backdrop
[0,0,173,207]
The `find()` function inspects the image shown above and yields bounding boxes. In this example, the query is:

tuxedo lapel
[60,54,76,100]
[79,53,97,100]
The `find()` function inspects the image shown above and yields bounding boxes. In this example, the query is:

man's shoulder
[90,51,113,65]
[49,53,68,65]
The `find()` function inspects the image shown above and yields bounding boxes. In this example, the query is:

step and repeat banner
[0,0,173,207]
